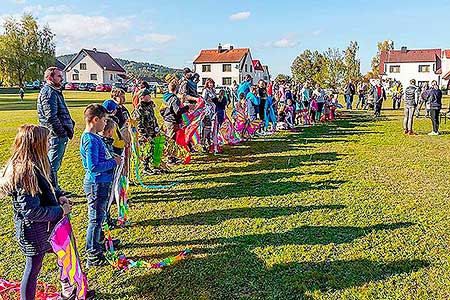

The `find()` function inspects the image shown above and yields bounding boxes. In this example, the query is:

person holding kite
[0,125,93,300]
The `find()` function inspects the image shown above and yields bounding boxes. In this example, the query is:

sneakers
[408,130,416,135]
[86,253,109,269]
[61,289,96,300]
[404,128,408,134]
[428,131,439,136]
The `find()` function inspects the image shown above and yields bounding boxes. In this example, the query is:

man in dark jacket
[427,80,442,135]
[37,67,75,195]
[404,79,419,135]
[372,81,387,117]
[344,79,356,110]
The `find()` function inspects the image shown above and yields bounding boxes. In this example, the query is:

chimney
[218,43,222,53]
[230,45,234,50]
[401,46,407,53]
[93,48,97,52]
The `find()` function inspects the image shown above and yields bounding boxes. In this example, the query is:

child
[110,88,131,155]
[0,125,95,300]
[246,86,260,121]
[284,99,295,128]
[19,87,25,102]
[98,118,117,158]
[131,88,161,175]
[80,104,122,268]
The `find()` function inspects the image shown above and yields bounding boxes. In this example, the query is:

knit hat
[102,99,118,113]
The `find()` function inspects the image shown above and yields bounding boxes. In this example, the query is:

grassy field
[0,88,450,299]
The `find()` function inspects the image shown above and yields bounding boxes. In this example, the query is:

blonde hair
[0,125,52,197]
[111,87,125,100]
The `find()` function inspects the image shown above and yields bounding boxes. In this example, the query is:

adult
[201,78,218,153]
[37,67,75,195]
[300,81,311,109]
[372,80,386,117]
[237,74,252,100]
[344,79,356,110]
[313,84,326,121]
[403,79,419,135]
[356,81,367,109]
[110,88,131,155]
[427,80,442,135]
[132,80,150,108]
[257,80,268,120]
[178,67,200,105]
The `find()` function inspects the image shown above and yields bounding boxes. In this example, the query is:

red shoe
[404,128,408,134]
[408,130,416,135]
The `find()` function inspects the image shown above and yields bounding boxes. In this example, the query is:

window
[419,65,430,73]
[222,77,232,86]
[245,64,247,72]
[72,74,79,81]
[202,78,208,85]
[110,74,114,80]
[90,74,97,80]
[250,65,253,72]
[80,63,87,70]
[223,64,232,72]
[389,65,400,73]
[202,64,211,72]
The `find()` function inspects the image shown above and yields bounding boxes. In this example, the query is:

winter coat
[37,84,75,139]
[132,101,159,142]
[404,86,418,107]
[427,88,442,110]
[161,93,189,125]
[11,166,63,256]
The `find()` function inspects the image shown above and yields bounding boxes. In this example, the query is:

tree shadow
[134,204,346,227]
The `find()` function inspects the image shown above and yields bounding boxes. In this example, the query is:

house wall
[65,53,103,84]
[103,70,125,85]
[442,53,450,88]
[383,61,441,88]
[195,61,241,87]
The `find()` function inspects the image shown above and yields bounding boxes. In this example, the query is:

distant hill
[57,54,182,82]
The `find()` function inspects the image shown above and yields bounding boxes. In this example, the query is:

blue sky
[2,0,449,76]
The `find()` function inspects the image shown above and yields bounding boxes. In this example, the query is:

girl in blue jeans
[0,125,76,300]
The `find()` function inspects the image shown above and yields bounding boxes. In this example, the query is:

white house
[380,47,450,89]
[193,45,270,87]
[64,48,126,84]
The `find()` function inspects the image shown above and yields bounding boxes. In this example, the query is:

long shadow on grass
[134,204,345,227]
[116,222,426,300]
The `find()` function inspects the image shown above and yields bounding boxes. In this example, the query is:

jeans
[356,94,365,109]
[416,100,424,117]
[430,109,440,133]
[345,94,353,109]
[21,253,73,300]
[404,106,416,131]
[374,100,383,116]
[48,136,69,192]
[84,181,110,256]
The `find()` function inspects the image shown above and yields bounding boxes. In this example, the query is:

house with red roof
[64,48,126,85]
[193,44,270,87]
[379,47,450,89]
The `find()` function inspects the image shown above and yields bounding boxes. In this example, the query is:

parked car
[113,82,127,91]
[25,81,42,90]
[95,83,112,92]
[64,82,79,90]
[78,83,97,91]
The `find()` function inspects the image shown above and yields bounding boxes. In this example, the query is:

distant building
[64,48,126,84]
[193,44,270,87]
[379,47,450,89]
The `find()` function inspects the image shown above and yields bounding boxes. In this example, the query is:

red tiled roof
[194,48,249,64]
[252,59,264,71]
[444,71,450,80]
[444,50,450,58]
[379,49,441,74]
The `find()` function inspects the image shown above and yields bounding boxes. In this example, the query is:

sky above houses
[1,0,449,76]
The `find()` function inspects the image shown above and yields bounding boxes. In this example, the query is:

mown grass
[0,89,450,299]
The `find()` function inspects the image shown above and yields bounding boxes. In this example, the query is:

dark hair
[239,92,245,99]
[183,67,192,75]
[84,104,108,122]
[139,81,150,89]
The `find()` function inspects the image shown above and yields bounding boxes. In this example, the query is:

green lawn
[1,89,450,299]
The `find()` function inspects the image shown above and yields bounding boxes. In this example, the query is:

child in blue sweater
[80,104,121,268]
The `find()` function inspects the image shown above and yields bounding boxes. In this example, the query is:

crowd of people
[0,63,446,299]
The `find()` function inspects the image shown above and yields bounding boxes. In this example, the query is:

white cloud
[311,29,323,36]
[13,0,26,4]
[229,11,250,21]
[46,5,72,14]
[23,4,43,15]
[272,36,299,48]
[135,33,176,44]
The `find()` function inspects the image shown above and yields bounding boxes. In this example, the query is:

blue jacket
[80,132,117,183]
[37,84,75,139]
[427,88,442,109]
[246,92,260,117]
[12,166,63,256]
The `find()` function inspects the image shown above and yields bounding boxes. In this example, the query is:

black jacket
[427,88,442,109]
[37,84,75,139]
[12,167,63,256]
[161,93,189,125]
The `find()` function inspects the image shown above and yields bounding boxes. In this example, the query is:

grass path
[0,90,449,299]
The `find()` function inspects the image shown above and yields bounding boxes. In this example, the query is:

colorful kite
[0,278,60,300]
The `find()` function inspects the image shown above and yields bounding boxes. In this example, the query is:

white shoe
[428,131,439,136]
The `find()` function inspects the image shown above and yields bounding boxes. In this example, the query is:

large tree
[0,14,55,86]
[291,50,325,85]
[322,47,345,89]
[371,40,394,76]
[344,41,361,82]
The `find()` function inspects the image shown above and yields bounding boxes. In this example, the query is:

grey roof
[55,58,66,70]
[66,49,126,73]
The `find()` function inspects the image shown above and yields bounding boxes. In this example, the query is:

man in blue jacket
[37,67,75,195]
